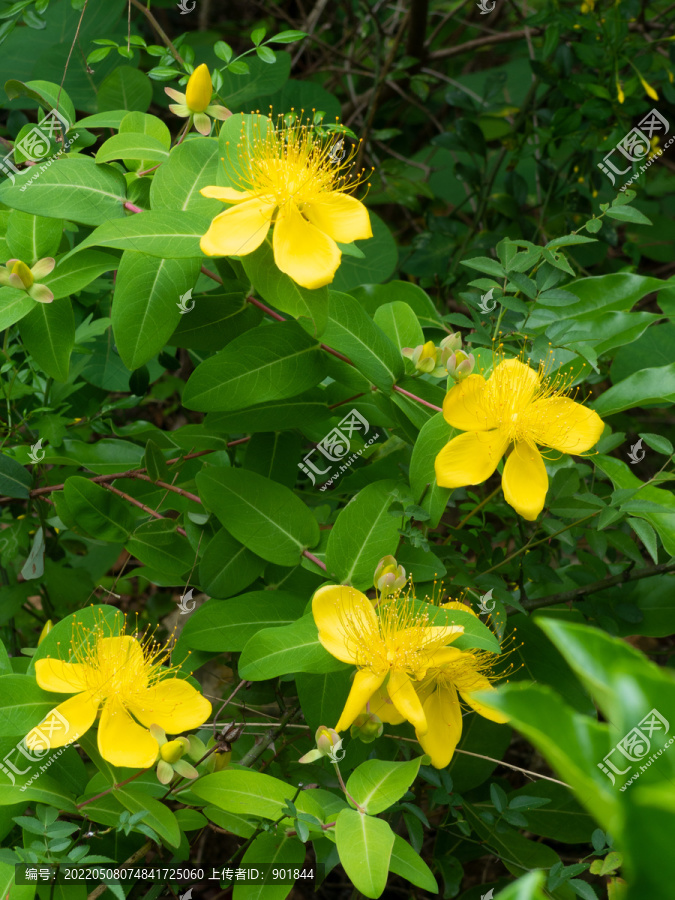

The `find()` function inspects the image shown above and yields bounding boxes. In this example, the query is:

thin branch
[128,0,184,65]
[392,384,442,412]
[238,706,303,767]
[101,483,187,536]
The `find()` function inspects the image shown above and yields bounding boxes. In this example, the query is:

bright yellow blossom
[165,64,231,136]
[200,114,373,290]
[312,584,463,735]
[30,613,211,769]
[435,356,604,520]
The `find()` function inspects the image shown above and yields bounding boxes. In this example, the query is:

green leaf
[412,602,501,653]
[4,79,75,125]
[240,240,328,338]
[125,520,195,576]
[111,251,200,369]
[388,834,438,892]
[5,211,63,263]
[180,591,306,651]
[256,45,276,64]
[114,786,180,847]
[331,212,398,292]
[69,210,210,258]
[62,476,135,542]
[295,669,353,732]
[0,159,127,226]
[19,296,74,381]
[594,455,675,556]
[640,432,674,456]
[204,392,330,433]
[42,250,118,300]
[545,235,598,250]
[0,675,56,736]
[605,205,652,225]
[238,613,347,679]
[335,809,394,898]
[0,774,78,813]
[592,363,675,416]
[199,528,266,598]
[183,320,324,412]
[196,466,319,565]
[323,291,404,391]
[409,413,455,528]
[0,453,31,499]
[217,54,291,109]
[95,133,170,164]
[346,758,422,815]
[325,480,402,589]
[149,138,222,215]
[191,770,301,819]
[0,286,33,330]
[461,256,506,278]
[239,832,306,900]
[372,301,423,352]
[169,292,260,352]
[269,30,308,43]
[98,66,152,112]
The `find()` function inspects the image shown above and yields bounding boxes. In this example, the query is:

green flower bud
[445,349,476,382]
[160,737,189,764]
[350,712,384,743]
[439,332,462,354]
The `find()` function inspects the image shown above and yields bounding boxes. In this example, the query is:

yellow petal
[442,374,497,432]
[200,198,276,257]
[387,669,427,734]
[416,684,462,769]
[200,185,256,203]
[487,358,539,417]
[35,659,89,694]
[526,397,604,453]
[303,192,373,243]
[461,681,510,724]
[28,692,99,749]
[435,430,509,489]
[502,440,548,521]
[365,685,405,725]
[273,202,341,290]
[428,646,465,668]
[185,63,213,113]
[127,679,212,733]
[335,668,386,732]
[312,584,379,665]
[98,697,159,768]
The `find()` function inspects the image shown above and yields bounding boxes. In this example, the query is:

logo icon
[15,109,69,163]
[177,0,196,12]
[177,589,196,614]
[476,589,495,615]
[477,0,496,12]
[28,439,46,464]
[328,137,347,163]
[179,890,193,900]
[478,288,497,314]
[480,890,495,900]
[177,288,195,314]
[326,743,346,763]
[627,439,646,465]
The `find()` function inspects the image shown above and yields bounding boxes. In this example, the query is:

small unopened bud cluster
[401,332,475,382]
[350,712,383,743]
[374,555,406,597]
[150,725,203,784]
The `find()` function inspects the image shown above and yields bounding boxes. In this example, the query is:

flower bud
[445,349,475,382]
[439,332,462,354]
[374,555,406,596]
[160,737,189,764]
[11,260,34,289]
[350,712,383,743]
[186,64,213,112]
[38,620,53,646]
[316,726,342,756]
[402,341,440,375]
[213,748,232,771]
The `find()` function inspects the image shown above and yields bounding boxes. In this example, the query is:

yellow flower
[312,584,463,735]
[617,82,625,104]
[435,356,604,520]
[364,602,509,768]
[199,115,373,290]
[165,64,231,136]
[0,257,55,303]
[30,614,211,769]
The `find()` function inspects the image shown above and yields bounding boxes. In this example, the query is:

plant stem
[101,483,187,536]
[128,0,184,65]
[332,761,366,812]
[76,769,148,809]
[443,486,502,540]
[392,384,442,412]
[238,706,302,767]
[303,549,327,570]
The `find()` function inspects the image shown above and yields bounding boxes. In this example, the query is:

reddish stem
[246,295,286,322]
[303,549,327,571]
[201,265,223,284]
[101,483,187,537]
[123,201,144,213]
[393,384,443,412]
